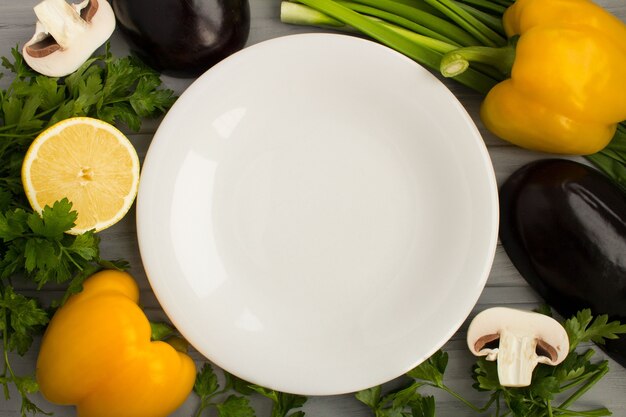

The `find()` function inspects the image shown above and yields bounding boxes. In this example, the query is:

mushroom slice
[467,307,569,387]
[23,0,115,77]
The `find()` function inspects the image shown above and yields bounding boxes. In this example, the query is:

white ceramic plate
[137,33,498,395]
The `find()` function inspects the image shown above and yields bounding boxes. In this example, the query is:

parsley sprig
[193,363,307,417]
[0,45,176,416]
[357,309,626,417]
[0,198,128,416]
[0,43,176,201]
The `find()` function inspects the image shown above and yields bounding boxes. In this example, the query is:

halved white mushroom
[23,0,115,77]
[467,307,569,387]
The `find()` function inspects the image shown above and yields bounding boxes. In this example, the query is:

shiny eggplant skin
[112,0,250,78]
[499,159,626,367]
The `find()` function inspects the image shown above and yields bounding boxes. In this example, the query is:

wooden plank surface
[1,1,625,416]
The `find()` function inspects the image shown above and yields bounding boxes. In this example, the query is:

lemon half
[22,117,140,234]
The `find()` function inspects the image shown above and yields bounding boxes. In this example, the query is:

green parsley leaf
[23,238,58,274]
[58,262,102,305]
[0,188,11,211]
[216,395,256,417]
[150,321,176,342]
[356,385,382,409]
[471,358,500,392]
[406,350,448,388]
[67,231,99,260]
[224,371,256,396]
[0,286,49,355]
[0,208,29,241]
[409,395,435,417]
[27,198,77,239]
[195,363,220,400]
[385,383,421,410]
[357,382,434,417]
[250,385,307,417]
[0,199,101,288]
[565,309,626,350]
[1,46,36,79]
[529,375,560,400]
[33,76,65,110]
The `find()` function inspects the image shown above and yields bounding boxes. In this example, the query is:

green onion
[452,0,505,36]
[453,0,508,14]
[281,0,499,93]
[390,0,448,18]
[280,1,346,28]
[440,38,516,77]
[340,0,481,46]
[423,0,507,46]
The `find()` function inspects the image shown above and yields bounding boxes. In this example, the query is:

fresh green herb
[356,378,436,417]
[0,45,176,416]
[357,309,626,417]
[565,309,626,350]
[0,287,51,417]
[249,385,308,417]
[0,43,176,203]
[150,321,178,342]
[193,363,307,417]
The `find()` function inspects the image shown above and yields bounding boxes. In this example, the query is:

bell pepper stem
[440,37,517,78]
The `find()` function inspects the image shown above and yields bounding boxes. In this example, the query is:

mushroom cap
[23,0,115,77]
[467,307,570,365]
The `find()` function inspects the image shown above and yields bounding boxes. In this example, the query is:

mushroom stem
[496,332,539,387]
[34,0,89,49]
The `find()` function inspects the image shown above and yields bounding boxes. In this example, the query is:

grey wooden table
[2,1,625,416]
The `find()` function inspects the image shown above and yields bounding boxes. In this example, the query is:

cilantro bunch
[357,309,626,417]
[0,45,176,416]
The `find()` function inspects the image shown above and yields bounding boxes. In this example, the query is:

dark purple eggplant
[111,0,250,77]
[499,159,626,367]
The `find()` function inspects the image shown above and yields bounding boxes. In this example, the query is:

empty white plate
[137,33,498,395]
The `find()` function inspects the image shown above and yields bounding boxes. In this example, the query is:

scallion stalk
[391,0,448,18]
[337,1,464,46]
[281,1,458,53]
[452,0,505,36]
[340,0,481,46]
[453,0,508,14]
[280,1,346,28]
[440,39,516,77]
[282,0,499,93]
[423,0,507,46]
[461,0,514,10]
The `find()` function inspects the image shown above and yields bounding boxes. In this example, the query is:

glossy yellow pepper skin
[480,0,626,154]
[36,270,196,417]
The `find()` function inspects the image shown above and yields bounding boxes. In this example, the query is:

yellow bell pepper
[36,270,196,417]
[442,0,626,154]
